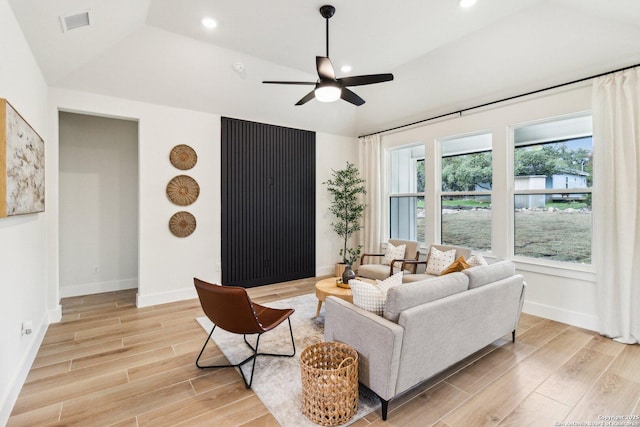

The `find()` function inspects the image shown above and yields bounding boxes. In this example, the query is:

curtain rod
[359,62,640,138]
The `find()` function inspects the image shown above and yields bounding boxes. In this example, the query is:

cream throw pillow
[426,247,456,275]
[467,254,488,267]
[382,242,406,269]
[349,271,403,315]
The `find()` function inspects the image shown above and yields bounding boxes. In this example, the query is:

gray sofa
[324,260,526,420]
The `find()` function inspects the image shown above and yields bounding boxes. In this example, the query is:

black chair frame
[195,317,296,388]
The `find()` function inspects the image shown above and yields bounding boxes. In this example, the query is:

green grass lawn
[441,199,490,208]
[440,209,592,264]
[441,199,589,210]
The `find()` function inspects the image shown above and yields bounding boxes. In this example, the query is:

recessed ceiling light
[201,17,217,29]
[340,65,352,73]
[459,0,477,8]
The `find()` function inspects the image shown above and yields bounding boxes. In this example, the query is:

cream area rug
[196,293,380,427]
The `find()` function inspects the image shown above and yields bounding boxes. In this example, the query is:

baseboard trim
[0,317,48,426]
[523,300,599,332]
[316,265,335,276]
[48,304,62,323]
[136,287,197,308]
[59,278,138,298]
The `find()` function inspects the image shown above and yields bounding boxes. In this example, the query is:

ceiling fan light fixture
[315,84,342,102]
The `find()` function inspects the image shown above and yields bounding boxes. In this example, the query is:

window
[440,133,492,251]
[388,145,425,243]
[513,114,592,264]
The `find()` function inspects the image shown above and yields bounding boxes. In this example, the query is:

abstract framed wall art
[0,99,45,217]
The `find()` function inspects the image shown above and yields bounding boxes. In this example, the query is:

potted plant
[324,162,366,280]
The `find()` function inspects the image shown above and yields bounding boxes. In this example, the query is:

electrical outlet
[215,263,221,272]
[92,266,99,274]
[21,320,33,336]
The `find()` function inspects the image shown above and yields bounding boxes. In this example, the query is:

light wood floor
[8,277,640,427]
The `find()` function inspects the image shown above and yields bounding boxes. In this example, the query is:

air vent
[59,11,91,32]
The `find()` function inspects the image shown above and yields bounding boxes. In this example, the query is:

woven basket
[300,341,358,426]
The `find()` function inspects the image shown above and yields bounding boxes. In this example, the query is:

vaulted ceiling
[9,0,640,136]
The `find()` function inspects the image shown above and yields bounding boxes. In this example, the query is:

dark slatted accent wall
[221,117,316,288]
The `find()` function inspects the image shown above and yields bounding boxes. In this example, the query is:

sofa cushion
[402,272,438,283]
[463,260,515,289]
[349,272,403,315]
[440,256,471,275]
[383,272,469,322]
[425,247,456,275]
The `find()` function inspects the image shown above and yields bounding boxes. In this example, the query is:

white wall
[0,0,49,423]
[316,133,360,275]
[381,84,598,330]
[49,89,221,307]
[48,89,357,308]
[59,112,139,297]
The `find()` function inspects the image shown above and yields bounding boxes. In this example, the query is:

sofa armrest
[324,296,404,400]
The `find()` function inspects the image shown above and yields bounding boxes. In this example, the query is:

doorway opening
[58,112,139,297]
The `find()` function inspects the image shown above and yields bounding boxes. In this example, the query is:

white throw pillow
[382,242,406,268]
[425,247,456,275]
[349,271,403,315]
[376,270,404,289]
[467,254,488,267]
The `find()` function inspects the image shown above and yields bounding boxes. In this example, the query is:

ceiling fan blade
[295,90,316,106]
[263,81,316,85]
[341,88,365,106]
[316,56,336,80]
[339,73,394,87]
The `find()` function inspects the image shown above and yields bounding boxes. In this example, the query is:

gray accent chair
[401,244,472,283]
[358,239,420,281]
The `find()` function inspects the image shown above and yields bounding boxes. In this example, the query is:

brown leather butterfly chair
[194,278,296,388]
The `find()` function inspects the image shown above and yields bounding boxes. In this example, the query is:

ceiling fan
[262,5,394,106]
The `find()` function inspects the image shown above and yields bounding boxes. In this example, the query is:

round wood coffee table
[315,277,353,317]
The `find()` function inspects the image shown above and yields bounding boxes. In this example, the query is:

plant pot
[335,263,347,279]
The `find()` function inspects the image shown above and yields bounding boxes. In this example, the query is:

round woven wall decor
[169,144,198,170]
[166,175,200,206]
[169,211,196,238]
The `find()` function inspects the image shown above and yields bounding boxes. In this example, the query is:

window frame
[438,132,493,253]
[509,112,594,267]
[385,144,426,245]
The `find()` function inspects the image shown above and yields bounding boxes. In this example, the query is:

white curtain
[592,67,640,344]
[357,134,382,258]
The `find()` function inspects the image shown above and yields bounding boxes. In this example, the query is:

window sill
[511,256,595,282]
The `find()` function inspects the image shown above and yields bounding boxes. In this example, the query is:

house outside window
[388,144,425,243]
[513,113,593,264]
[440,132,492,251]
